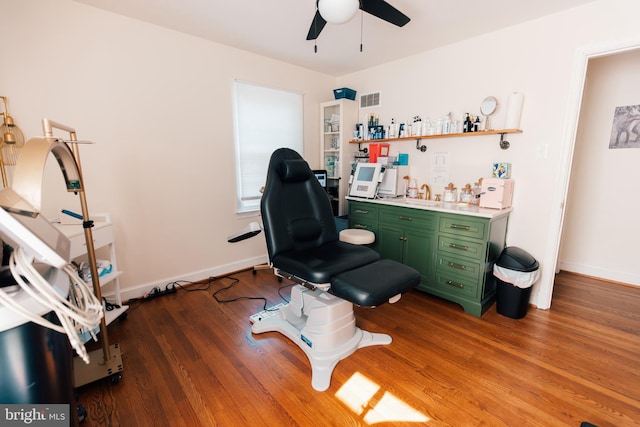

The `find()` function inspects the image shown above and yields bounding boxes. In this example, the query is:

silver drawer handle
[449,243,469,251]
[398,216,413,221]
[450,224,471,231]
[355,209,369,214]
[447,262,466,270]
[446,280,464,289]
[353,224,368,229]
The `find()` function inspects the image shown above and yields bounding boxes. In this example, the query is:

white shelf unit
[54,213,127,343]
[320,99,358,216]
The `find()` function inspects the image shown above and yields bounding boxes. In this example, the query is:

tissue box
[492,162,511,179]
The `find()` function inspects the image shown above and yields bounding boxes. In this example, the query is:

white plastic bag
[493,264,539,289]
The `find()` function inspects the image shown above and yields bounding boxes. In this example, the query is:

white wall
[336,0,640,307]
[4,0,639,307]
[0,0,336,298]
[559,50,640,286]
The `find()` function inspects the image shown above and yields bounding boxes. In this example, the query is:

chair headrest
[279,159,311,183]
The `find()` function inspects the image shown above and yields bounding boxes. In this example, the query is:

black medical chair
[251,148,420,391]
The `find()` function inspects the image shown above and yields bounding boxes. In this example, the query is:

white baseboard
[558,261,640,287]
[107,255,269,302]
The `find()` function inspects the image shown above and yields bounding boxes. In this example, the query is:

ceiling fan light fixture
[318,0,359,25]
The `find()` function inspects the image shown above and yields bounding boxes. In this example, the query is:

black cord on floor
[211,275,269,311]
[210,274,293,311]
[277,283,293,304]
[169,279,213,292]
[123,272,293,312]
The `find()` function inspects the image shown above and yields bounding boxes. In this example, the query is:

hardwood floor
[76,270,640,426]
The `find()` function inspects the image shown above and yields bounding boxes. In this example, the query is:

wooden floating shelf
[350,128,522,150]
[349,129,522,144]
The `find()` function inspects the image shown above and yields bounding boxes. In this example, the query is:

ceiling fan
[306,0,410,41]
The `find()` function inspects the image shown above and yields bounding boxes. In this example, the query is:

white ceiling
[73,0,597,76]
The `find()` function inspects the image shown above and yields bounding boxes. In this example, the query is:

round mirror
[480,96,497,116]
[480,96,498,130]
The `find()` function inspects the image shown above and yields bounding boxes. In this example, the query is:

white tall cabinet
[320,99,358,216]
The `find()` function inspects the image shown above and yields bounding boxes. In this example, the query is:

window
[233,81,304,212]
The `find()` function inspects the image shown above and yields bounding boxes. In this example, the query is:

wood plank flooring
[76,270,640,426]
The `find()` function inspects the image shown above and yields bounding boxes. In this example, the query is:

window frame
[232,80,304,213]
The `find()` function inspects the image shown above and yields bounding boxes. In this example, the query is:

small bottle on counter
[408,179,418,199]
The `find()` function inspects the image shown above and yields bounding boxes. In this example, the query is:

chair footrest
[331,259,420,307]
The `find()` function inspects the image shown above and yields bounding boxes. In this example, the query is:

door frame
[539,35,640,309]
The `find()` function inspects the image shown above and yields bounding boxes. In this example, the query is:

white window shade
[233,81,303,212]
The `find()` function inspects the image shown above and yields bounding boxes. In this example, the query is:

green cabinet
[377,207,435,285]
[429,213,508,316]
[347,199,509,317]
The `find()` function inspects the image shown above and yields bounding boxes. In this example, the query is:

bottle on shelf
[463,113,472,133]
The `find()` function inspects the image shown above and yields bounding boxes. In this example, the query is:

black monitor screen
[312,170,327,188]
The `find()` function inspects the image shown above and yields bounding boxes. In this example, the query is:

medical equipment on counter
[377,166,408,198]
[349,162,383,198]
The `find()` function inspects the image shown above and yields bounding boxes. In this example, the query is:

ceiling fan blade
[306,10,327,40]
[360,0,410,27]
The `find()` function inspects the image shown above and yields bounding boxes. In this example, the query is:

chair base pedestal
[251,285,391,391]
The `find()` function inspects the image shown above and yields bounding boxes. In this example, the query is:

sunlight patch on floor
[336,372,430,424]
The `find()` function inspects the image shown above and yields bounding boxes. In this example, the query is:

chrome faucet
[421,184,431,200]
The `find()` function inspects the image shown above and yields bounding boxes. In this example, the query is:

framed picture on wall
[609,104,640,149]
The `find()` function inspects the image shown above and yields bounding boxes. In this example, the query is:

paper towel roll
[504,92,524,130]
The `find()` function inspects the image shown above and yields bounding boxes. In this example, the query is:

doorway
[540,37,640,309]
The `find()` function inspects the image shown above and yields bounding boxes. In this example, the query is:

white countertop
[346,196,512,219]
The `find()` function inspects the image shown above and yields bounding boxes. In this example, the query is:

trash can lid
[496,246,539,272]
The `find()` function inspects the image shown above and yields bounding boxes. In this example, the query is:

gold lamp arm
[0,98,9,188]
[1,96,18,144]
[39,118,113,364]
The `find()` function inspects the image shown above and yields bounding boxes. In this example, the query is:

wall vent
[360,92,380,108]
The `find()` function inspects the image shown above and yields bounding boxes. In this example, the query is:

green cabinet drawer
[438,235,485,260]
[348,201,378,233]
[436,253,482,281]
[349,202,378,221]
[433,271,479,298]
[379,207,435,230]
[348,219,377,232]
[439,215,487,240]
